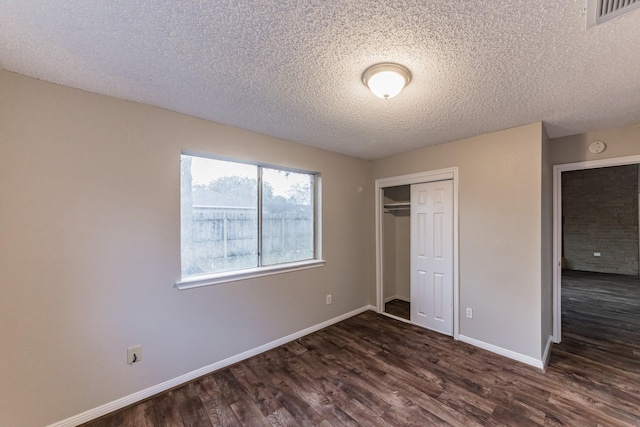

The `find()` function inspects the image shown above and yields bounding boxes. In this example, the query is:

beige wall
[372,123,545,359]
[0,70,373,427]
[550,123,640,165]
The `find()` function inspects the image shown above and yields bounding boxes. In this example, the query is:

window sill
[175,259,326,290]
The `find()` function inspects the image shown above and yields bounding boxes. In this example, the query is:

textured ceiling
[2,1,640,160]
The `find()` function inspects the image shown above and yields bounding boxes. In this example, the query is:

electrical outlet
[594,252,601,257]
[326,294,332,305]
[466,308,473,319]
[127,345,142,365]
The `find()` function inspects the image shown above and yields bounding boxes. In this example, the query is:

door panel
[434,213,444,259]
[411,180,453,335]
[417,270,427,317]
[434,272,444,320]
[417,212,427,257]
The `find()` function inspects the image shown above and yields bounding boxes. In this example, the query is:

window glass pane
[181,155,258,277]
[261,168,314,266]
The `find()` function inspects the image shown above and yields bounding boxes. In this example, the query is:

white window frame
[176,151,324,290]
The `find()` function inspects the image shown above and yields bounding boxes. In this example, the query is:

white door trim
[375,167,460,339]
[552,154,640,343]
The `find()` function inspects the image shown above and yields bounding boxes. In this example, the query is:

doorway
[375,168,459,338]
[552,154,640,342]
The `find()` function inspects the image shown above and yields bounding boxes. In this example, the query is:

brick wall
[562,165,639,275]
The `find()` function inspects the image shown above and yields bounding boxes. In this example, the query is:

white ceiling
[2,1,640,160]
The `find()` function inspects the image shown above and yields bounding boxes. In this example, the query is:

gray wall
[0,70,374,427]
[382,211,411,303]
[382,211,411,302]
[395,215,411,301]
[550,124,640,165]
[562,165,639,275]
[383,210,397,301]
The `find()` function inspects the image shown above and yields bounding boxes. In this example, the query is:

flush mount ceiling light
[362,63,411,99]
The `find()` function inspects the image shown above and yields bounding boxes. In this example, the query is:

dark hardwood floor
[384,299,410,321]
[84,271,640,426]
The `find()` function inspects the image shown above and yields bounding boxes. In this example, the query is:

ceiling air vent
[587,0,640,27]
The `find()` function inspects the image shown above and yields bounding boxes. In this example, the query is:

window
[177,153,323,288]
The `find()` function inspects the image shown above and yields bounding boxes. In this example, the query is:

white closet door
[410,180,454,335]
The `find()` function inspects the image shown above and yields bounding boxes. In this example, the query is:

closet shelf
[384,202,410,211]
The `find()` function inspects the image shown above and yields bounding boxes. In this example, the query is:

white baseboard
[541,335,554,371]
[47,305,377,427]
[458,335,544,369]
[383,295,411,303]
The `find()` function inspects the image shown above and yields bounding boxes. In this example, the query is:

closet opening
[382,185,411,321]
[375,168,460,338]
